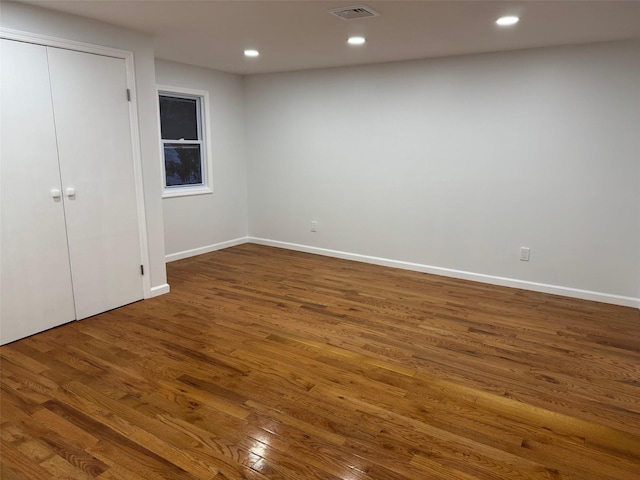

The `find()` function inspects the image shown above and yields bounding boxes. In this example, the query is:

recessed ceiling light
[244,49,260,57]
[347,36,366,45]
[496,16,520,26]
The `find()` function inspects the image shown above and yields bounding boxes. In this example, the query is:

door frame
[1,27,152,298]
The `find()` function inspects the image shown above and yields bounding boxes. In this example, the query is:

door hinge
[127,89,131,102]
[140,264,144,275]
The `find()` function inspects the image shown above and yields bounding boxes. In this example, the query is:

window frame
[157,85,213,198]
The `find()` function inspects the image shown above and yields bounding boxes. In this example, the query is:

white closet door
[47,47,144,320]
[0,39,76,344]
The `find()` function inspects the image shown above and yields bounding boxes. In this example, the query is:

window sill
[162,186,213,199]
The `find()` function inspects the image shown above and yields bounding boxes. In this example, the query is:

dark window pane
[164,144,203,186]
[159,95,198,140]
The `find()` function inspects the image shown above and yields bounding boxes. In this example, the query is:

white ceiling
[18,1,640,75]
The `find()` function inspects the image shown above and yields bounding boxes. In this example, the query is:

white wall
[0,1,168,293]
[155,60,248,260]
[245,40,640,304]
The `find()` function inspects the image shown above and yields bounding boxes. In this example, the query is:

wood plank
[2,243,639,479]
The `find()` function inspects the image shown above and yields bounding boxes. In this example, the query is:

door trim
[1,27,152,298]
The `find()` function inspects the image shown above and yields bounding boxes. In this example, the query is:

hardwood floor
[1,243,639,479]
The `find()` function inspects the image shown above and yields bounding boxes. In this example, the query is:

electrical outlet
[311,221,318,232]
[520,247,530,262]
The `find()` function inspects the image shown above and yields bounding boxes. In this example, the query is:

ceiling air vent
[329,5,380,21]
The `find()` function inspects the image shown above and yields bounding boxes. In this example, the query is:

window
[158,86,212,197]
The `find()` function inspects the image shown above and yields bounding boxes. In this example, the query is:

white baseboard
[248,237,640,309]
[165,237,249,263]
[149,283,170,297]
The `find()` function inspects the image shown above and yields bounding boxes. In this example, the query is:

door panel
[46,47,143,319]
[0,39,76,344]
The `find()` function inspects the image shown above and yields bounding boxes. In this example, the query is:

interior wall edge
[248,237,640,310]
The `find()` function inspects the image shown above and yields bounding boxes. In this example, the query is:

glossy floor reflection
[1,244,639,479]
